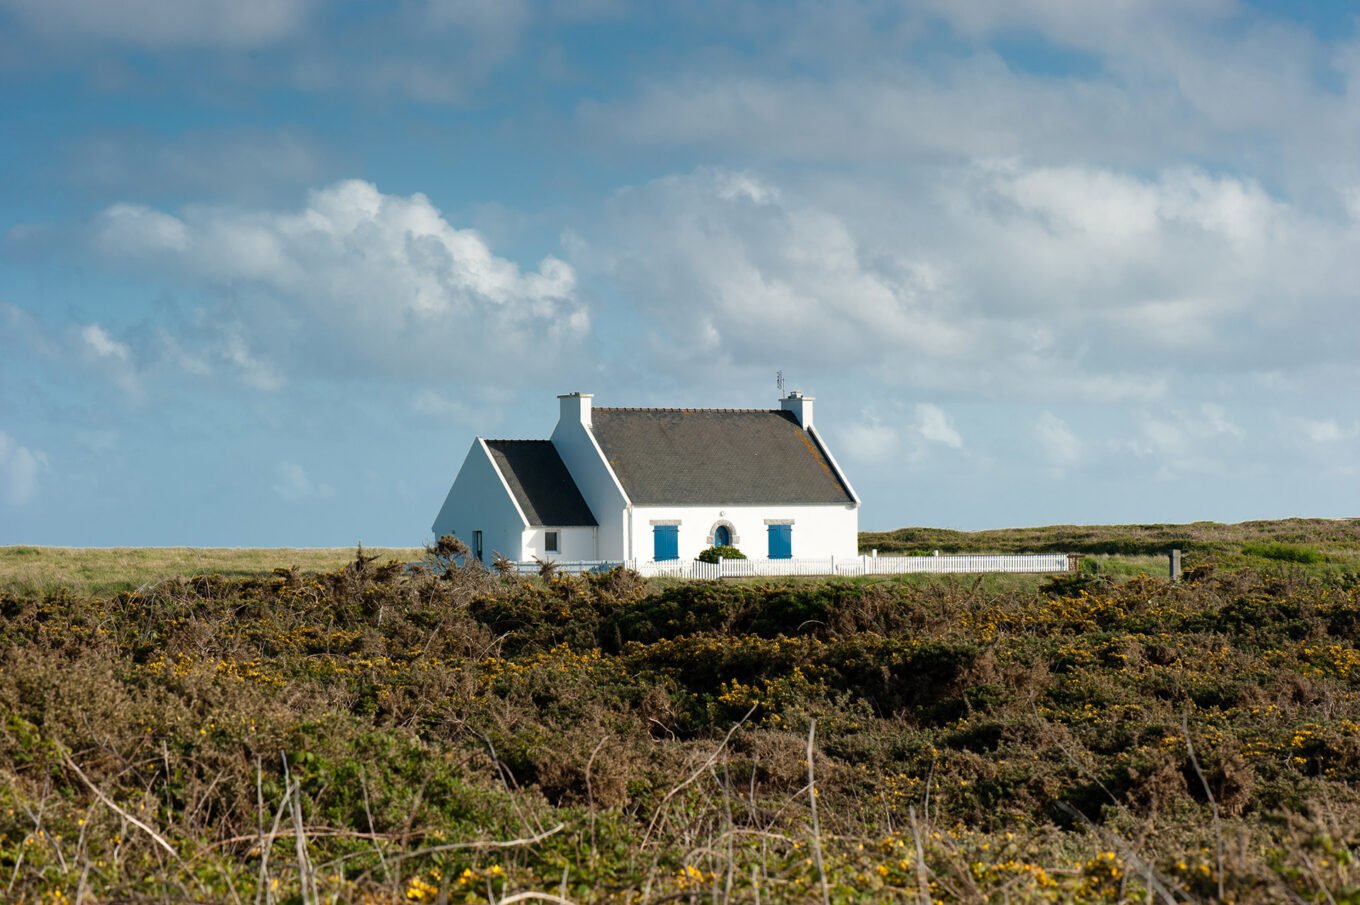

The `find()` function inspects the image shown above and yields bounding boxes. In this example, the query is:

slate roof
[484,440,597,526]
[590,409,856,506]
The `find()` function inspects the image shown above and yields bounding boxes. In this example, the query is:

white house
[431,391,860,564]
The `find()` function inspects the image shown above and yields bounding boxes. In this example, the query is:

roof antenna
[776,370,785,397]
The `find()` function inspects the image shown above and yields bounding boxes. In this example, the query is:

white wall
[522,526,598,561]
[431,440,528,563]
[550,401,630,560]
[628,503,859,562]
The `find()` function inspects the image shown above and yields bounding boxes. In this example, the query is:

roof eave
[806,424,860,506]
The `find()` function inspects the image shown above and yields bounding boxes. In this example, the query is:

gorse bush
[2,549,1360,902]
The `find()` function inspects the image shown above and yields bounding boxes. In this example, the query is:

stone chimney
[558,391,593,428]
[780,390,813,429]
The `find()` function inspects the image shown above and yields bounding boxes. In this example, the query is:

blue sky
[1,0,1357,546]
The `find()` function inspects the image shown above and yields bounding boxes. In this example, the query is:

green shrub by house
[697,544,747,563]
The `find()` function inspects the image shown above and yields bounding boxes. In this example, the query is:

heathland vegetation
[1,520,1359,902]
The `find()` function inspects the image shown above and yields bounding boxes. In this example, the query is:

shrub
[6,547,1360,902]
[697,544,747,563]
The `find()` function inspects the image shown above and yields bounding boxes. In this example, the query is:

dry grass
[9,518,1355,598]
[0,545,421,596]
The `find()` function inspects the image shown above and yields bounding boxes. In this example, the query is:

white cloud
[90,179,587,386]
[952,162,1296,331]
[993,164,1279,250]
[77,323,141,397]
[220,330,282,391]
[1293,417,1352,445]
[0,0,313,48]
[841,414,900,464]
[915,0,1234,49]
[563,2,1360,410]
[79,323,131,363]
[408,388,517,433]
[1033,411,1083,472]
[155,330,213,377]
[582,64,1170,165]
[1200,403,1244,440]
[582,1,1352,193]
[588,168,979,384]
[1129,404,1248,477]
[94,204,188,257]
[410,390,471,421]
[0,431,46,507]
[273,462,333,502]
[0,303,56,359]
[914,403,964,449]
[586,162,1352,399]
[834,402,968,470]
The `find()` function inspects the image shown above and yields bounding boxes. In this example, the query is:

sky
[1,0,1357,546]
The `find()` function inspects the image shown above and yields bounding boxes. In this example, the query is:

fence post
[830,554,835,575]
[717,556,723,580]
[1067,554,1080,574]
[1169,549,1182,582]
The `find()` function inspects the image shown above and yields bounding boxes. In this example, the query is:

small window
[473,530,484,563]
[545,531,560,553]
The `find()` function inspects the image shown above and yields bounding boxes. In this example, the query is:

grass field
[1,520,1358,902]
[0,545,421,596]
[6,517,1356,595]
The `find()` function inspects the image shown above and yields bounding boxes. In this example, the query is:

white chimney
[780,390,813,429]
[558,391,593,428]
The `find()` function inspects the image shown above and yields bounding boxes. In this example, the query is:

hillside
[861,517,1360,556]
[2,530,1359,902]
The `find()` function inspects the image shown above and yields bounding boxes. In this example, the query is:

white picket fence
[508,553,1073,579]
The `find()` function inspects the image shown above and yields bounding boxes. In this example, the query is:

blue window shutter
[768,525,792,559]
[653,525,679,561]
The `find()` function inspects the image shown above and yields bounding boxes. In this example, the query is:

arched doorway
[714,524,732,547]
